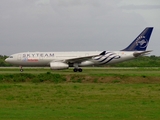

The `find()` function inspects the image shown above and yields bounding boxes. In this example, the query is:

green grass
[0,83,160,120]
[0,67,160,76]
[0,67,160,119]
[1,67,160,84]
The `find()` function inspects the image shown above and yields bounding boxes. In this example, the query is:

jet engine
[50,62,69,70]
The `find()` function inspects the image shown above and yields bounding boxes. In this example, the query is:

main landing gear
[73,68,83,72]
[73,63,82,72]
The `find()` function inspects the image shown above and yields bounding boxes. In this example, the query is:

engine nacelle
[50,62,69,70]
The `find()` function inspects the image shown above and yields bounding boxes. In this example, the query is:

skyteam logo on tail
[136,36,148,49]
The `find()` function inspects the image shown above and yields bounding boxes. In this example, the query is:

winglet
[99,51,106,55]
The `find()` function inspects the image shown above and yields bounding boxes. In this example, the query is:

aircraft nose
[5,58,9,62]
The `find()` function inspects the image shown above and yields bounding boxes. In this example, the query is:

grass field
[0,67,160,120]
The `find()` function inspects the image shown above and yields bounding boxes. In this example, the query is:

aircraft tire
[73,68,78,72]
[78,68,82,72]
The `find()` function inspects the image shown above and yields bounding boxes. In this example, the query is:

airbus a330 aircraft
[5,27,153,72]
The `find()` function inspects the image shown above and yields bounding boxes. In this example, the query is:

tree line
[0,55,11,66]
[113,55,160,67]
[0,55,160,67]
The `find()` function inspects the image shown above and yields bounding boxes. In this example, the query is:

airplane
[5,27,153,72]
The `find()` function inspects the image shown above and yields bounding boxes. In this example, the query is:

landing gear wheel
[78,68,82,72]
[73,68,83,72]
[73,68,78,72]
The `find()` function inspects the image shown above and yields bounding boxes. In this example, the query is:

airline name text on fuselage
[22,53,54,58]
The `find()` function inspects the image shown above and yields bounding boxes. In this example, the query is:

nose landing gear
[20,66,23,72]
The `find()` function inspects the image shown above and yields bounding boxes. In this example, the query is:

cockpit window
[9,56,13,58]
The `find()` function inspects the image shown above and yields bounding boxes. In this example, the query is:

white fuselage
[5,51,135,67]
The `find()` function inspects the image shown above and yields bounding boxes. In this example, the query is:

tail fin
[122,27,153,51]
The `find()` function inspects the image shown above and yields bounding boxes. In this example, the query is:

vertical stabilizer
[122,27,153,51]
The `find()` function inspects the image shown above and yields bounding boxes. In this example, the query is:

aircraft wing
[133,50,152,57]
[64,51,106,63]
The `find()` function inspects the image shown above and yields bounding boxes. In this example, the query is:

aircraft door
[17,54,21,60]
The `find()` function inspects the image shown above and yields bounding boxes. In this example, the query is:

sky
[0,0,160,56]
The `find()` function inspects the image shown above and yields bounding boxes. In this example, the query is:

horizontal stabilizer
[133,50,152,57]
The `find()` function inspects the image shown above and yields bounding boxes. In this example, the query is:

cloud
[0,0,159,55]
[120,4,160,10]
